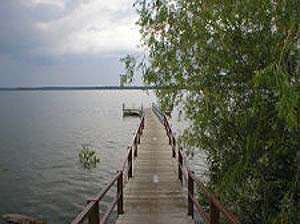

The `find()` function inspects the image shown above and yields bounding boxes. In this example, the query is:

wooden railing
[71,116,145,224]
[152,104,239,224]
[152,104,176,157]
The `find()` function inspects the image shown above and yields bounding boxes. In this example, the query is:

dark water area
[0,90,155,224]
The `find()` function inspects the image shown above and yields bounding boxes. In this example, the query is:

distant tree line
[123,0,299,223]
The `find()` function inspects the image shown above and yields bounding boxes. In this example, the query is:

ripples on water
[0,90,155,224]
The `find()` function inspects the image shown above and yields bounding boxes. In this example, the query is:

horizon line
[0,85,157,91]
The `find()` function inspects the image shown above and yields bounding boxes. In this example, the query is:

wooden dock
[122,104,143,117]
[116,109,193,224]
[71,104,239,224]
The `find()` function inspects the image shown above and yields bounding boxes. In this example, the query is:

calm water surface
[0,90,155,224]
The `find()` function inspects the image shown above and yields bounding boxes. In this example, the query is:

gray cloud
[0,0,140,86]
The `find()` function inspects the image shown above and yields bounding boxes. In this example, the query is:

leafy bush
[79,145,100,168]
[126,0,300,223]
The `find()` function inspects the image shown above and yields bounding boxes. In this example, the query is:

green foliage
[0,166,8,174]
[129,0,300,223]
[120,55,137,85]
[79,145,100,169]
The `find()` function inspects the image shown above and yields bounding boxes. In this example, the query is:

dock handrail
[152,104,239,224]
[71,116,145,224]
[152,103,165,123]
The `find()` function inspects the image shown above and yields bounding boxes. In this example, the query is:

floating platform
[122,104,144,117]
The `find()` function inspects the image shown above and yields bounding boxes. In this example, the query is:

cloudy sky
[0,0,141,87]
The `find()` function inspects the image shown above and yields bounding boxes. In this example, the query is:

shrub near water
[79,145,100,168]
[124,1,300,223]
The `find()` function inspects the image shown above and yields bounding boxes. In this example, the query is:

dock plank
[116,109,194,224]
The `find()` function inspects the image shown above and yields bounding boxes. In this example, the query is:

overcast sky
[0,0,141,87]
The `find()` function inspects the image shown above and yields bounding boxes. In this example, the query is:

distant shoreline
[0,86,157,91]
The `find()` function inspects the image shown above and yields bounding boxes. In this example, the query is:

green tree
[126,0,300,223]
[120,55,137,86]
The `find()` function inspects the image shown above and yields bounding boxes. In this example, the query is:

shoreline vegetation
[124,0,299,223]
[0,86,156,91]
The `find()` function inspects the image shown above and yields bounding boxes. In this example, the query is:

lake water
[0,90,156,224]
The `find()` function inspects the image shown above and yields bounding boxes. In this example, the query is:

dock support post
[163,116,172,145]
[134,137,138,158]
[128,147,133,178]
[117,171,124,214]
[188,170,194,218]
[163,117,168,134]
[137,132,141,144]
[168,130,172,145]
[209,199,220,224]
[172,136,176,158]
[178,149,183,184]
[141,117,145,132]
[87,200,99,224]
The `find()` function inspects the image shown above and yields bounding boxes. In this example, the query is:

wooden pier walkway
[71,104,239,224]
[116,109,193,224]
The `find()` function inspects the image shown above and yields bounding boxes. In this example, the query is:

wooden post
[137,132,141,144]
[168,130,172,145]
[178,149,183,184]
[117,171,124,214]
[163,115,172,145]
[128,147,133,178]
[87,200,99,224]
[134,137,138,158]
[188,171,194,218]
[172,136,176,158]
[139,119,144,136]
[163,118,168,134]
[209,198,220,224]
[141,117,145,131]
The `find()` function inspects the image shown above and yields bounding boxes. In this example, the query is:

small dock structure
[122,103,143,117]
[71,105,239,224]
